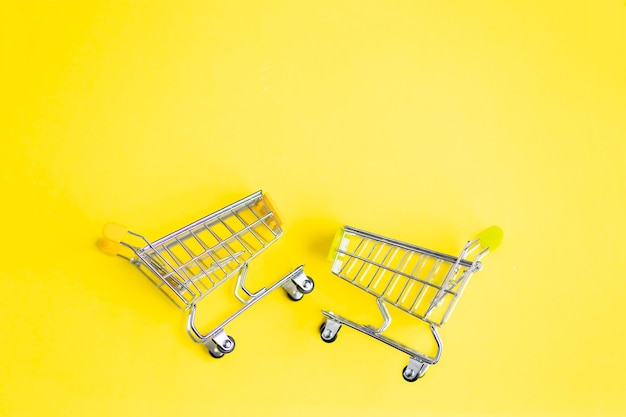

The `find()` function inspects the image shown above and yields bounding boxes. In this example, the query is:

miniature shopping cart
[320,225,502,381]
[98,191,314,357]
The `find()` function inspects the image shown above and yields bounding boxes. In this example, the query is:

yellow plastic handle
[476,226,504,251]
[98,237,122,256]
[327,227,345,261]
[98,223,129,256]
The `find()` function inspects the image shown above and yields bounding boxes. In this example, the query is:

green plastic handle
[476,226,504,251]
[327,227,345,261]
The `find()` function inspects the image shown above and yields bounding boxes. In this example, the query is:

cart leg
[204,340,224,358]
[204,329,236,358]
[320,318,342,343]
[282,270,314,301]
[374,297,392,333]
[402,357,429,382]
[234,263,265,303]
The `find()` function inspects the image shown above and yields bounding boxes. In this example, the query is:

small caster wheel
[286,291,304,302]
[208,348,225,359]
[320,323,339,343]
[284,276,314,301]
[402,366,420,382]
[296,276,315,294]
[216,336,236,354]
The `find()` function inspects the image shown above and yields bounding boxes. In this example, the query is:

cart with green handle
[321,225,502,381]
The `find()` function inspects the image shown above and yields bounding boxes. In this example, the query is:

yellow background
[1,1,625,416]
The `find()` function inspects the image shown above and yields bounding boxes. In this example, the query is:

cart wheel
[286,291,304,302]
[320,323,340,343]
[402,366,420,382]
[208,348,225,359]
[216,336,236,354]
[295,276,315,294]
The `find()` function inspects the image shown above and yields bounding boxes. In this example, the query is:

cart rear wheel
[216,336,236,354]
[320,323,339,343]
[402,366,420,382]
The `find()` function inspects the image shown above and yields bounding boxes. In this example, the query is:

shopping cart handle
[98,223,130,256]
[476,226,504,251]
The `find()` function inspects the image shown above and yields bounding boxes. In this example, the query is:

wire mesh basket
[320,225,502,381]
[98,191,314,357]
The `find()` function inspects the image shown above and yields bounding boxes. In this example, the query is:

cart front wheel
[216,336,236,354]
[402,366,420,382]
[320,323,340,343]
[296,276,315,294]
[287,291,304,302]
[208,348,225,359]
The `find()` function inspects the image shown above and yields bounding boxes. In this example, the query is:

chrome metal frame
[188,265,312,356]
[321,225,489,381]
[108,191,314,356]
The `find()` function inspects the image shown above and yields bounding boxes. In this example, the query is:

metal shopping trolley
[320,225,502,381]
[98,191,314,357]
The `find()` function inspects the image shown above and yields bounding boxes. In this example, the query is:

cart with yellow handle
[321,225,502,381]
[98,191,314,357]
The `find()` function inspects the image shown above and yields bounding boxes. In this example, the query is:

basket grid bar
[343,226,474,268]
[134,263,191,307]
[146,199,275,260]
[134,204,281,306]
[335,248,459,297]
[173,237,216,293]
[393,253,426,304]
[362,245,396,289]
[139,211,277,280]
[360,243,392,289]
[333,233,475,325]
[234,209,269,247]
[379,248,411,295]
[187,231,219,284]
[363,244,396,289]
[243,202,280,239]
[351,241,383,286]
[442,270,473,323]
[174,236,217,291]
[161,242,200,297]
[112,191,287,309]
[162,239,218,290]
[409,259,444,312]
[217,214,257,256]
[161,242,203,297]
[336,237,366,276]
[189,228,230,277]
[203,223,242,267]
[341,280,445,325]
[147,191,263,248]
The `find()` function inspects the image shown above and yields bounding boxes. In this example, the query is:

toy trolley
[320,225,502,381]
[98,191,314,357]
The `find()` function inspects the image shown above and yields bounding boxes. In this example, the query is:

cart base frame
[320,308,442,381]
[187,265,313,356]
